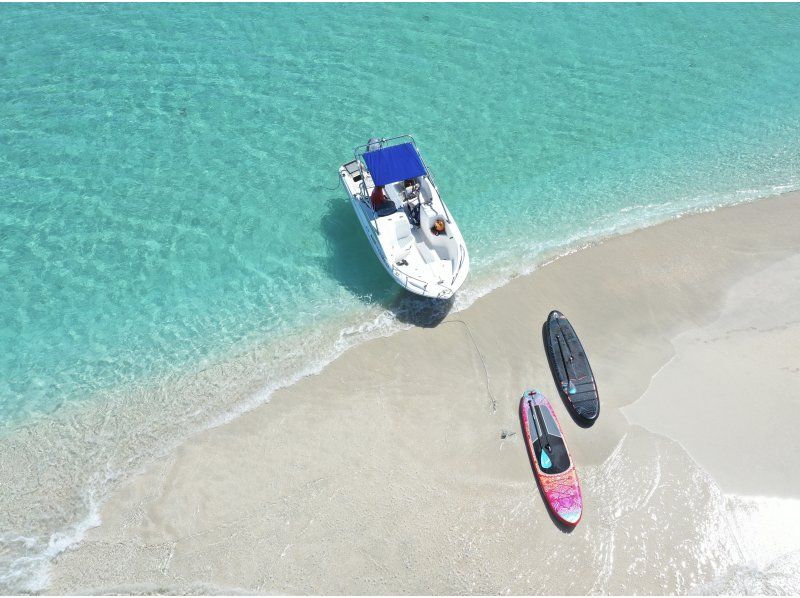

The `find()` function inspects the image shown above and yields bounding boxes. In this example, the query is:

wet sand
[49,192,800,594]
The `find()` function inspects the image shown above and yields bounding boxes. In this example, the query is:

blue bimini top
[362,142,427,187]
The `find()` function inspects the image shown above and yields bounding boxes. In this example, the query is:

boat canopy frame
[352,134,452,223]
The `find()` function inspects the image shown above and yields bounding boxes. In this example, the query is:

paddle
[529,400,553,470]
[555,332,577,395]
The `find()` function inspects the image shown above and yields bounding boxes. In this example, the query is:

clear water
[1,3,799,591]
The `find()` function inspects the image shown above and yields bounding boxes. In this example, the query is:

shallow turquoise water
[3,3,799,430]
[1,4,800,588]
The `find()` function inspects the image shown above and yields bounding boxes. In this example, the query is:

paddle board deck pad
[519,389,582,526]
[544,310,600,423]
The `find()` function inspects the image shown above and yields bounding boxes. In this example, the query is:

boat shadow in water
[321,199,454,328]
[389,294,454,328]
[518,406,576,534]
[321,198,396,299]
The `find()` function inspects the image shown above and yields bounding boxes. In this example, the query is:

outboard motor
[367,137,382,152]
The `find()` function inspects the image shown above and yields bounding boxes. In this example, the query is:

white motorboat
[339,135,470,299]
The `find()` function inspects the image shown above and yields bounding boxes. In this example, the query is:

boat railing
[413,150,446,219]
[391,264,429,291]
[452,244,466,284]
[392,265,453,299]
[437,191,453,224]
[355,167,369,205]
[353,134,417,159]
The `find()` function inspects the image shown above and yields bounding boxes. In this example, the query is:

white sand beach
[48,193,800,595]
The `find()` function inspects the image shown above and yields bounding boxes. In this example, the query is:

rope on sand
[443,319,497,414]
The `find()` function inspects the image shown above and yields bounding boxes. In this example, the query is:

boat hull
[338,167,468,299]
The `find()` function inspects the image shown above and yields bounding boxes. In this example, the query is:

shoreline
[43,191,800,594]
[623,252,800,498]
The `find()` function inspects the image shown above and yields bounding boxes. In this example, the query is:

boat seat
[419,202,440,231]
[392,217,414,263]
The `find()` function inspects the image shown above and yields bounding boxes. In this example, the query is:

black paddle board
[544,310,600,424]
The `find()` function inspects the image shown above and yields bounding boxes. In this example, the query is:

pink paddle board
[520,389,583,526]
